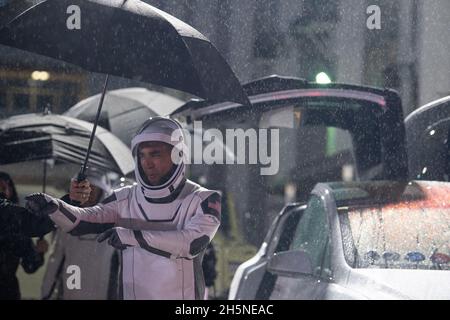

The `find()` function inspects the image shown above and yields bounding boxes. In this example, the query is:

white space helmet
[131,116,187,200]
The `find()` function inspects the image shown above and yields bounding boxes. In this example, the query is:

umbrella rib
[177,37,208,99]
[4,135,50,145]
[0,0,46,28]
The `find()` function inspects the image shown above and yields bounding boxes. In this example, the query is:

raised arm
[99,192,221,259]
[25,192,121,236]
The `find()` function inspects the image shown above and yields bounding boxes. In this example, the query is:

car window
[339,181,450,270]
[254,207,303,300]
[259,102,358,203]
[268,207,303,255]
[290,195,331,277]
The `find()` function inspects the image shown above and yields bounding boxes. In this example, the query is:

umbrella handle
[71,169,87,207]
[76,170,87,182]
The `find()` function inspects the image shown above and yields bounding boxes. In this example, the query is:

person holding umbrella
[42,173,120,300]
[26,117,221,300]
[2,0,246,300]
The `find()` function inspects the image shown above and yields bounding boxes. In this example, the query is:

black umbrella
[0,113,134,177]
[0,0,250,180]
[0,0,249,105]
[405,96,450,181]
[64,88,186,146]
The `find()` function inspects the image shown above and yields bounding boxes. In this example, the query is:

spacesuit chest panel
[117,183,200,232]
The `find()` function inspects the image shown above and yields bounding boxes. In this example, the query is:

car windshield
[338,181,450,270]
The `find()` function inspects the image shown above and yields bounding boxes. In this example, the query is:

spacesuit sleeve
[48,193,120,235]
[116,192,221,259]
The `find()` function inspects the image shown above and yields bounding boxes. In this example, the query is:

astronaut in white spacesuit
[26,117,221,300]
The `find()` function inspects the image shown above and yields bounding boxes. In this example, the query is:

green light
[315,72,331,84]
[326,127,336,156]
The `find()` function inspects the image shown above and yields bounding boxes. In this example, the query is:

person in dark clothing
[0,172,54,300]
[202,242,217,299]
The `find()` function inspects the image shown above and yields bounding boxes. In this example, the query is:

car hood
[347,268,450,299]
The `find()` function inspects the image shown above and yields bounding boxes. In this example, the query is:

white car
[230,180,450,300]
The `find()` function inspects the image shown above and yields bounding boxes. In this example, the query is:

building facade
[147,0,449,114]
[1,0,448,117]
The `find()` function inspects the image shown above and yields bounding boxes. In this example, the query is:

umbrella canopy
[98,88,187,116]
[64,88,186,146]
[0,0,249,106]
[0,113,134,176]
[405,96,450,181]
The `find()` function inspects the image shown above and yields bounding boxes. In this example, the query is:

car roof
[317,180,450,208]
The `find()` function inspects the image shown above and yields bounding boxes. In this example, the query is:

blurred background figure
[202,242,217,300]
[41,173,120,300]
[0,171,50,300]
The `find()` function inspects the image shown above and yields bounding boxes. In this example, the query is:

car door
[267,195,332,300]
[405,96,450,181]
[231,204,305,299]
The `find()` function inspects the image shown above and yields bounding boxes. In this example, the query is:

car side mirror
[267,249,313,277]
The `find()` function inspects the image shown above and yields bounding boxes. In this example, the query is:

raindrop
[364,250,380,264]
[405,251,425,262]
[382,251,400,261]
